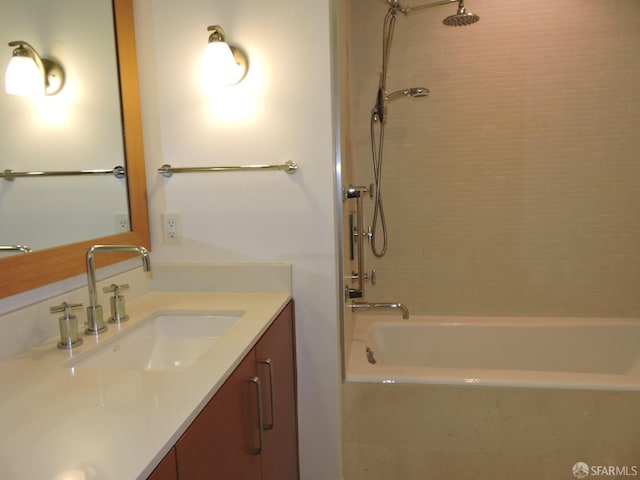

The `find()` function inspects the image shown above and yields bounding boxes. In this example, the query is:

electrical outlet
[162,212,182,244]
[114,213,130,232]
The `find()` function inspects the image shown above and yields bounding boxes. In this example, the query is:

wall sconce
[5,41,65,97]
[203,25,248,85]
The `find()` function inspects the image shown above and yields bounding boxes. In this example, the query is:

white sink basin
[68,310,244,372]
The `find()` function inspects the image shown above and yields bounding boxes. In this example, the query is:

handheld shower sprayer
[386,87,430,102]
[373,87,430,123]
[373,88,386,122]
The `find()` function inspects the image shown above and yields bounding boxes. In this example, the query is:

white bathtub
[347,314,640,390]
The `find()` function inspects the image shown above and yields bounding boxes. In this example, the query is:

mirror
[0,0,129,252]
[0,0,150,299]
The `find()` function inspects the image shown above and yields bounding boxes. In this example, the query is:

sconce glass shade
[5,54,44,96]
[5,41,64,97]
[204,25,248,85]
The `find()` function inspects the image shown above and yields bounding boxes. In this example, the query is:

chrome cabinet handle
[247,376,264,455]
[259,359,275,430]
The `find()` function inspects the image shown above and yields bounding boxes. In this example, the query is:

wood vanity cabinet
[149,301,298,480]
[254,301,299,480]
[146,448,177,480]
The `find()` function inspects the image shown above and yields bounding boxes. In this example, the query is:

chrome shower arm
[387,0,457,15]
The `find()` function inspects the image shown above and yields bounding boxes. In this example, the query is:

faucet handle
[50,302,83,349]
[102,283,130,294]
[50,301,83,315]
[103,283,130,324]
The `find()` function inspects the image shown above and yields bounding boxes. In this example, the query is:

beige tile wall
[343,382,640,480]
[345,0,640,317]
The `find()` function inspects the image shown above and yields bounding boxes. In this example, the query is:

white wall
[133,1,341,479]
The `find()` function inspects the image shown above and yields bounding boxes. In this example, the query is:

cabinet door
[147,447,177,480]
[175,349,262,480]
[255,302,299,480]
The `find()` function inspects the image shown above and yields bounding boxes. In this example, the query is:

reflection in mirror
[0,0,130,254]
[0,0,150,299]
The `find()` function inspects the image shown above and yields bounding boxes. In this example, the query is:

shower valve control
[345,187,360,199]
[343,184,374,200]
[352,226,373,242]
[347,288,363,299]
[346,272,358,282]
[347,270,376,285]
[367,270,376,285]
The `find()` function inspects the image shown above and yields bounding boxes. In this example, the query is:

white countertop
[0,290,291,480]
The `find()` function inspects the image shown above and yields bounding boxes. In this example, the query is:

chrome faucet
[350,301,410,319]
[85,245,151,334]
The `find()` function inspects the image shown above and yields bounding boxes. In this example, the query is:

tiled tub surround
[343,383,640,480]
[343,314,640,479]
[0,264,291,479]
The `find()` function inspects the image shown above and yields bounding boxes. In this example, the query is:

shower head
[387,0,479,23]
[385,87,430,102]
[443,0,479,26]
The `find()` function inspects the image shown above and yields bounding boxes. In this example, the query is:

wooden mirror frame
[0,0,150,300]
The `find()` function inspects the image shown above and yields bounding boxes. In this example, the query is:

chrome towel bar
[1,166,125,180]
[157,160,298,177]
[0,245,32,253]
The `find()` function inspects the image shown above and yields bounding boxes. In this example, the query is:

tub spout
[350,301,410,319]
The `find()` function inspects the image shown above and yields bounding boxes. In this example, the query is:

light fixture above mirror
[5,40,65,96]
[203,25,248,85]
